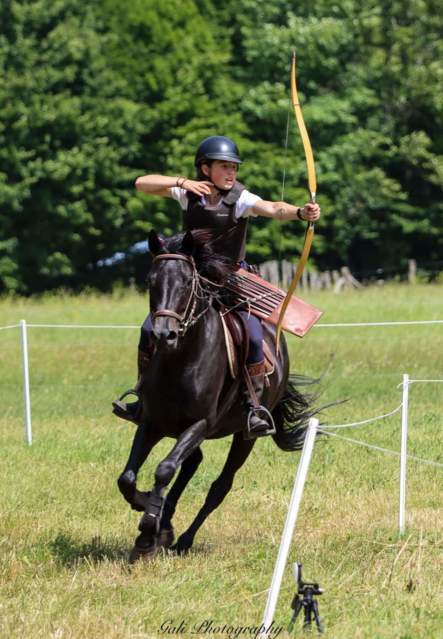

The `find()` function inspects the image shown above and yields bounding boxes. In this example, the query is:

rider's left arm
[251,199,320,222]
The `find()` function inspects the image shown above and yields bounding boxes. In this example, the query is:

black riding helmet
[194,136,242,166]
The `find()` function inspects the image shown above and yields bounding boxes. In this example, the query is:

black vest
[182,181,248,262]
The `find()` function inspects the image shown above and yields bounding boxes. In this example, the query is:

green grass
[0,284,442,638]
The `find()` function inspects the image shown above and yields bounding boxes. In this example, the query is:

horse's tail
[271,374,319,452]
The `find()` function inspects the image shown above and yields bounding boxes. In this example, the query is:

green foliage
[0,0,145,292]
[0,0,442,293]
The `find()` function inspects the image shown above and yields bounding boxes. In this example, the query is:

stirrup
[112,388,141,423]
[117,387,140,403]
[244,405,276,440]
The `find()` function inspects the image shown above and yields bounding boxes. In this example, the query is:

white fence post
[20,319,32,445]
[399,374,409,535]
[259,418,318,637]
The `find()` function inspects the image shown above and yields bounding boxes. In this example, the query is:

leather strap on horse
[242,364,261,410]
[151,252,199,335]
[224,310,261,410]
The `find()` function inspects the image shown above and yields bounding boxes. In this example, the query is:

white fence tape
[324,403,403,429]
[314,320,443,328]
[1,318,442,331]
[27,323,139,329]
[318,429,443,469]
[0,324,20,331]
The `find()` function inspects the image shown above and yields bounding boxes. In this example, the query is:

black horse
[117,229,315,562]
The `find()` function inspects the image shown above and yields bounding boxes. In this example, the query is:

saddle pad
[224,268,323,337]
[219,312,238,379]
[219,312,275,380]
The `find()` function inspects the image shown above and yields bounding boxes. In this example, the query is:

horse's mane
[162,229,237,283]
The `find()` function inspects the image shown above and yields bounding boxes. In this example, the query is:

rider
[113,135,320,438]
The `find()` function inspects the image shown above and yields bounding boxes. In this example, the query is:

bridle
[151,253,213,336]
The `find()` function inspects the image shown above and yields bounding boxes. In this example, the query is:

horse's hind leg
[118,422,161,512]
[160,447,204,532]
[172,432,255,554]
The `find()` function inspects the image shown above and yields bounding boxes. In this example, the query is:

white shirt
[170,186,261,219]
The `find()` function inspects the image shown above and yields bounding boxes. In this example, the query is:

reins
[151,253,213,336]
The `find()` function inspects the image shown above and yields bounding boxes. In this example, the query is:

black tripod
[288,563,324,634]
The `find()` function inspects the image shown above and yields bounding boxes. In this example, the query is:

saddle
[220,310,275,380]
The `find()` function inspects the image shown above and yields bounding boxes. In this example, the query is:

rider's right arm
[135,175,213,201]
[135,174,180,198]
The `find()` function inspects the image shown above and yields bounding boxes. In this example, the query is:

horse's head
[147,230,200,350]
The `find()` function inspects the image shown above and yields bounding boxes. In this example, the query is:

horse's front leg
[130,418,207,561]
[117,422,161,512]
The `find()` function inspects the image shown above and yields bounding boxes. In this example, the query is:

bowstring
[278,99,292,266]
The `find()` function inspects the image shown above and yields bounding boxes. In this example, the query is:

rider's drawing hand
[180,179,213,196]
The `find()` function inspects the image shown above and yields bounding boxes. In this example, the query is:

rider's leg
[112,314,153,423]
[237,311,275,438]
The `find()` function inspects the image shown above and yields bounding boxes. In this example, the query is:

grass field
[0,284,442,639]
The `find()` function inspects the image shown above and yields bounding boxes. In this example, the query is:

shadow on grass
[49,532,129,566]
[49,532,218,567]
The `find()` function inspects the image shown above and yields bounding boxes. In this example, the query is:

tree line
[1,0,442,294]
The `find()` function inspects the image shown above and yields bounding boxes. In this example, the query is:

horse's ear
[148,230,164,255]
[181,230,195,256]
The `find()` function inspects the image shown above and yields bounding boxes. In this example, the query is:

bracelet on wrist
[296,207,305,221]
[176,176,187,188]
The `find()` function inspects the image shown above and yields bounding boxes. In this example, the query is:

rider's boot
[243,361,276,440]
[112,349,151,423]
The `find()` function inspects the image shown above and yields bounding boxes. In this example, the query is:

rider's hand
[300,202,321,222]
[181,179,213,196]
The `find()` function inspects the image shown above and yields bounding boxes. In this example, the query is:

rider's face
[202,160,238,190]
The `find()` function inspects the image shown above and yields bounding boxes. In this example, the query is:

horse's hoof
[128,542,159,563]
[171,535,192,555]
[128,528,174,564]
[170,545,190,556]
[158,527,174,549]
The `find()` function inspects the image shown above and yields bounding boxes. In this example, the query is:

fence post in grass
[20,319,32,446]
[399,374,409,535]
[259,418,318,637]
